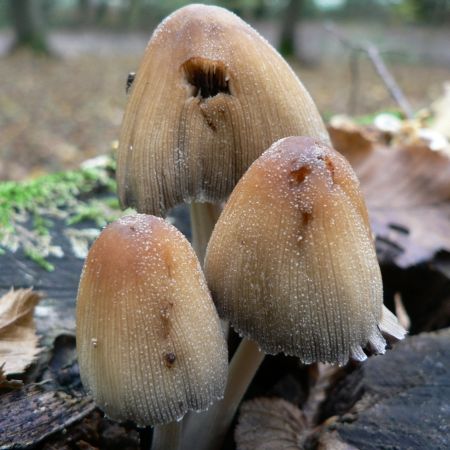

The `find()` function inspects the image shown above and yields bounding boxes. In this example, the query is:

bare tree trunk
[279,0,303,59]
[77,0,91,26]
[9,0,50,54]
[123,0,142,29]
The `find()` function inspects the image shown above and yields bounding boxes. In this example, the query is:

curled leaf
[0,288,42,375]
[340,143,450,268]
[235,397,307,450]
[0,363,23,390]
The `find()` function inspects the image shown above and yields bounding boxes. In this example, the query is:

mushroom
[186,136,406,450]
[117,4,329,261]
[76,214,228,450]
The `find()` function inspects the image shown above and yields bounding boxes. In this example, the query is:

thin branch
[324,22,414,119]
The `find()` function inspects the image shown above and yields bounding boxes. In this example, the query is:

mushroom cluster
[76,4,405,450]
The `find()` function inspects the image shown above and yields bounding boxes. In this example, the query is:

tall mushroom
[117,4,329,261]
[186,136,406,450]
[76,214,227,450]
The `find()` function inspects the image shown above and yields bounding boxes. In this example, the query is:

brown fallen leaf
[0,363,23,390]
[316,430,359,450]
[339,142,450,268]
[328,115,379,158]
[0,288,43,375]
[235,397,307,450]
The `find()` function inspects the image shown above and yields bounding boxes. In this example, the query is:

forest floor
[0,23,449,180]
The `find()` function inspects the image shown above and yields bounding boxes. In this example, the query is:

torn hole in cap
[182,57,230,99]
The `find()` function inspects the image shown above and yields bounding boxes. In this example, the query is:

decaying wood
[0,383,95,449]
[316,329,450,450]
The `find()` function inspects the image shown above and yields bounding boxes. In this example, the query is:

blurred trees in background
[1,0,450,56]
[8,0,50,53]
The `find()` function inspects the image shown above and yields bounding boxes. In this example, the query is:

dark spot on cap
[290,166,311,184]
[302,212,312,226]
[318,155,335,184]
[164,352,176,368]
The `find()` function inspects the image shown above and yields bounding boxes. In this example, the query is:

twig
[324,22,414,119]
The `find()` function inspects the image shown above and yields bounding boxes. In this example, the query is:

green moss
[0,156,123,271]
[24,248,55,272]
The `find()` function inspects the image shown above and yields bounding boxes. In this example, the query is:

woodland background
[0,1,450,450]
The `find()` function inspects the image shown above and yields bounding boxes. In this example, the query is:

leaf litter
[0,288,42,376]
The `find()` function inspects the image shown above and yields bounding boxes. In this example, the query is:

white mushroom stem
[151,422,182,450]
[189,202,222,265]
[181,338,265,450]
[189,201,229,338]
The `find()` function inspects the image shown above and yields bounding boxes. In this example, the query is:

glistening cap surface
[117,4,329,216]
[76,214,227,426]
[205,136,405,365]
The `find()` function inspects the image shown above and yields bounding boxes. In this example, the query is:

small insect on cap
[76,214,227,426]
[205,136,405,366]
[117,4,328,216]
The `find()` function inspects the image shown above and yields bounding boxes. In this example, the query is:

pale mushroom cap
[205,136,405,365]
[76,214,228,426]
[117,4,329,216]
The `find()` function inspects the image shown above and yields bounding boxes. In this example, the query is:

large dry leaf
[0,288,42,375]
[235,397,307,450]
[330,123,450,268]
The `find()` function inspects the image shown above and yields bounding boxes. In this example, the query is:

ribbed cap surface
[76,214,228,426]
[117,4,329,216]
[205,136,405,365]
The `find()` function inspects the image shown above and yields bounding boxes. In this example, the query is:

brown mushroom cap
[76,214,227,426]
[117,4,329,216]
[205,136,405,365]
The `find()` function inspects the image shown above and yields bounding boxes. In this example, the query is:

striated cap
[205,136,405,365]
[76,214,228,426]
[117,4,329,216]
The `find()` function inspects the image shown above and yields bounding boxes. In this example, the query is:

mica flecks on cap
[76,214,228,426]
[117,4,329,216]
[205,136,405,365]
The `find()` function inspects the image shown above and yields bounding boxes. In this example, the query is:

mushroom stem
[189,202,222,265]
[151,422,182,450]
[181,338,264,450]
[190,201,229,339]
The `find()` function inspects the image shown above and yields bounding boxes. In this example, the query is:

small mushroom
[116,3,329,260]
[76,214,227,450]
[206,136,405,361]
[189,136,405,450]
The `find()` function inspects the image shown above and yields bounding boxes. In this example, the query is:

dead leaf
[341,142,450,267]
[328,115,379,158]
[0,288,43,375]
[0,363,23,390]
[235,397,307,450]
[316,431,359,450]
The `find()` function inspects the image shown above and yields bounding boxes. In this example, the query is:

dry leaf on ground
[330,119,450,268]
[0,288,42,375]
[235,397,307,450]
[0,363,23,390]
[316,431,359,450]
[346,144,450,268]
